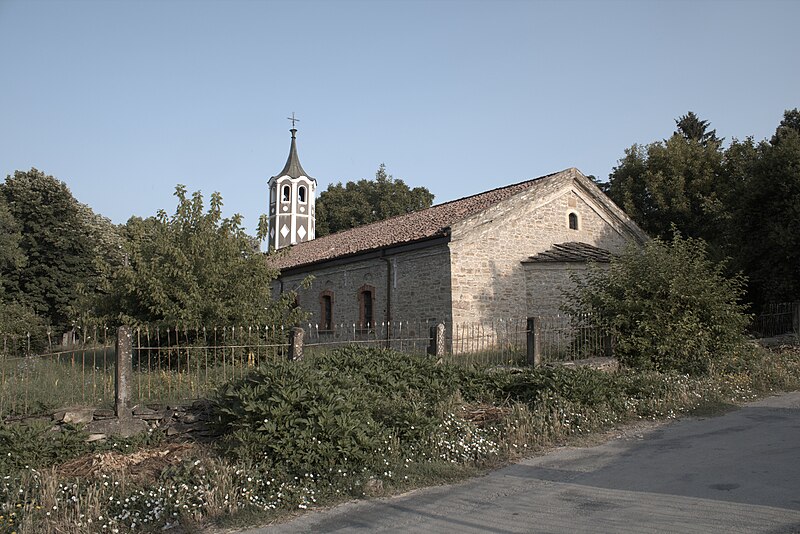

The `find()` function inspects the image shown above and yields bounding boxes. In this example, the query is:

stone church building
[267,128,648,332]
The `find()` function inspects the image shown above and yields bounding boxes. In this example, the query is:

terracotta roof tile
[271,168,573,271]
[524,242,613,263]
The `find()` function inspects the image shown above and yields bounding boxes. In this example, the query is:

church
[267,127,648,333]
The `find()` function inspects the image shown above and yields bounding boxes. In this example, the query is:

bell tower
[267,116,316,249]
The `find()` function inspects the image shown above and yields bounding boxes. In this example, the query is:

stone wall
[45,401,215,442]
[449,177,639,324]
[279,244,453,328]
[277,172,644,330]
[523,263,600,317]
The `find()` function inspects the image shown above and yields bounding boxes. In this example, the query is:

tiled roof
[524,242,613,263]
[271,168,575,271]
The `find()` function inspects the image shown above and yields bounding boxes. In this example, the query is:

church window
[358,285,376,328]
[282,185,291,202]
[298,185,307,203]
[568,212,579,230]
[320,290,334,331]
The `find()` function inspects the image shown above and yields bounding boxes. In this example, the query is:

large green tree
[607,120,727,246]
[0,169,99,330]
[728,110,800,303]
[315,164,434,236]
[674,111,722,146]
[608,109,800,305]
[100,186,300,327]
[0,194,46,349]
[0,194,25,298]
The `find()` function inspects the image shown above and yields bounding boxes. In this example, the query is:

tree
[607,132,727,246]
[729,111,800,303]
[99,186,301,327]
[315,164,434,236]
[565,233,750,376]
[608,109,800,305]
[0,195,46,350]
[674,111,722,146]
[0,194,25,299]
[0,169,98,330]
[771,108,800,145]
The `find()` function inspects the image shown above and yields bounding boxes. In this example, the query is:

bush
[210,347,494,487]
[565,234,750,375]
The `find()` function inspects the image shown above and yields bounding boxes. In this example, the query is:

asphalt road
[245,392,800,534]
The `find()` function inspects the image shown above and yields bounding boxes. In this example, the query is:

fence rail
[1,316,612,418]
[751,302,800,338]
[128,325,290,406]
[302,320,432,355]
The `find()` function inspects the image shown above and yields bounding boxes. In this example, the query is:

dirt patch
[460,404,511,427]
[58,442,197,484]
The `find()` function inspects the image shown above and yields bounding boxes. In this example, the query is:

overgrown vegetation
[97,186,302,327]
[566,233,751,376]
[2,343,799,533]
[608,108,800,305]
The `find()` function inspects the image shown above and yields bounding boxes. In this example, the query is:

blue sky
[1,0,798,234]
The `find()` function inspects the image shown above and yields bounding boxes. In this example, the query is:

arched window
[282,185,291,202]
[358,285,376,328]
[298,185,306,203]
[320,290,334,331]
[568,212,579,230]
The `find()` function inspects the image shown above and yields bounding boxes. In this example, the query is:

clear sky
[1,0,798,234]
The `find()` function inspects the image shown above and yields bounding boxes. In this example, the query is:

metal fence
[128,325,290,405]
[0,326,117,418]
[450,318,527,365]
[751,302,799,338]
[1,316,611,417]
[537,314,611,362]
[0,325,291,418]
[298,316,609,367]
[302,320,432,356]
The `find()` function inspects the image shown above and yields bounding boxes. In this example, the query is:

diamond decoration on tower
[267,119,316,249]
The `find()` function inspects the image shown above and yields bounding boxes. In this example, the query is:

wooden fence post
[427,322,445,357]
[115,326,133,419]
[289,326,304,361]
[526,317,541,366]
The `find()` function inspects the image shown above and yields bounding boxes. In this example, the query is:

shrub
[210,347,492,488]
[565,233,750,375]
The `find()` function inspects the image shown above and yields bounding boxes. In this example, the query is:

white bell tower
[267,116,316,249]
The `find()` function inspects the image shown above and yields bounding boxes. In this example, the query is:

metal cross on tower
[287,112,300,128]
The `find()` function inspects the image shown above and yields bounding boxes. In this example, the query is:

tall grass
[1,344,799,533]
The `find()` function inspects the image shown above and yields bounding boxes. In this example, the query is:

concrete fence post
[115,326,133,419]
[427,322,446,357]
[288,326,304,361]
[526,317,541,367]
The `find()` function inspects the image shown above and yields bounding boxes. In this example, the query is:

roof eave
[275,233,451,276]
